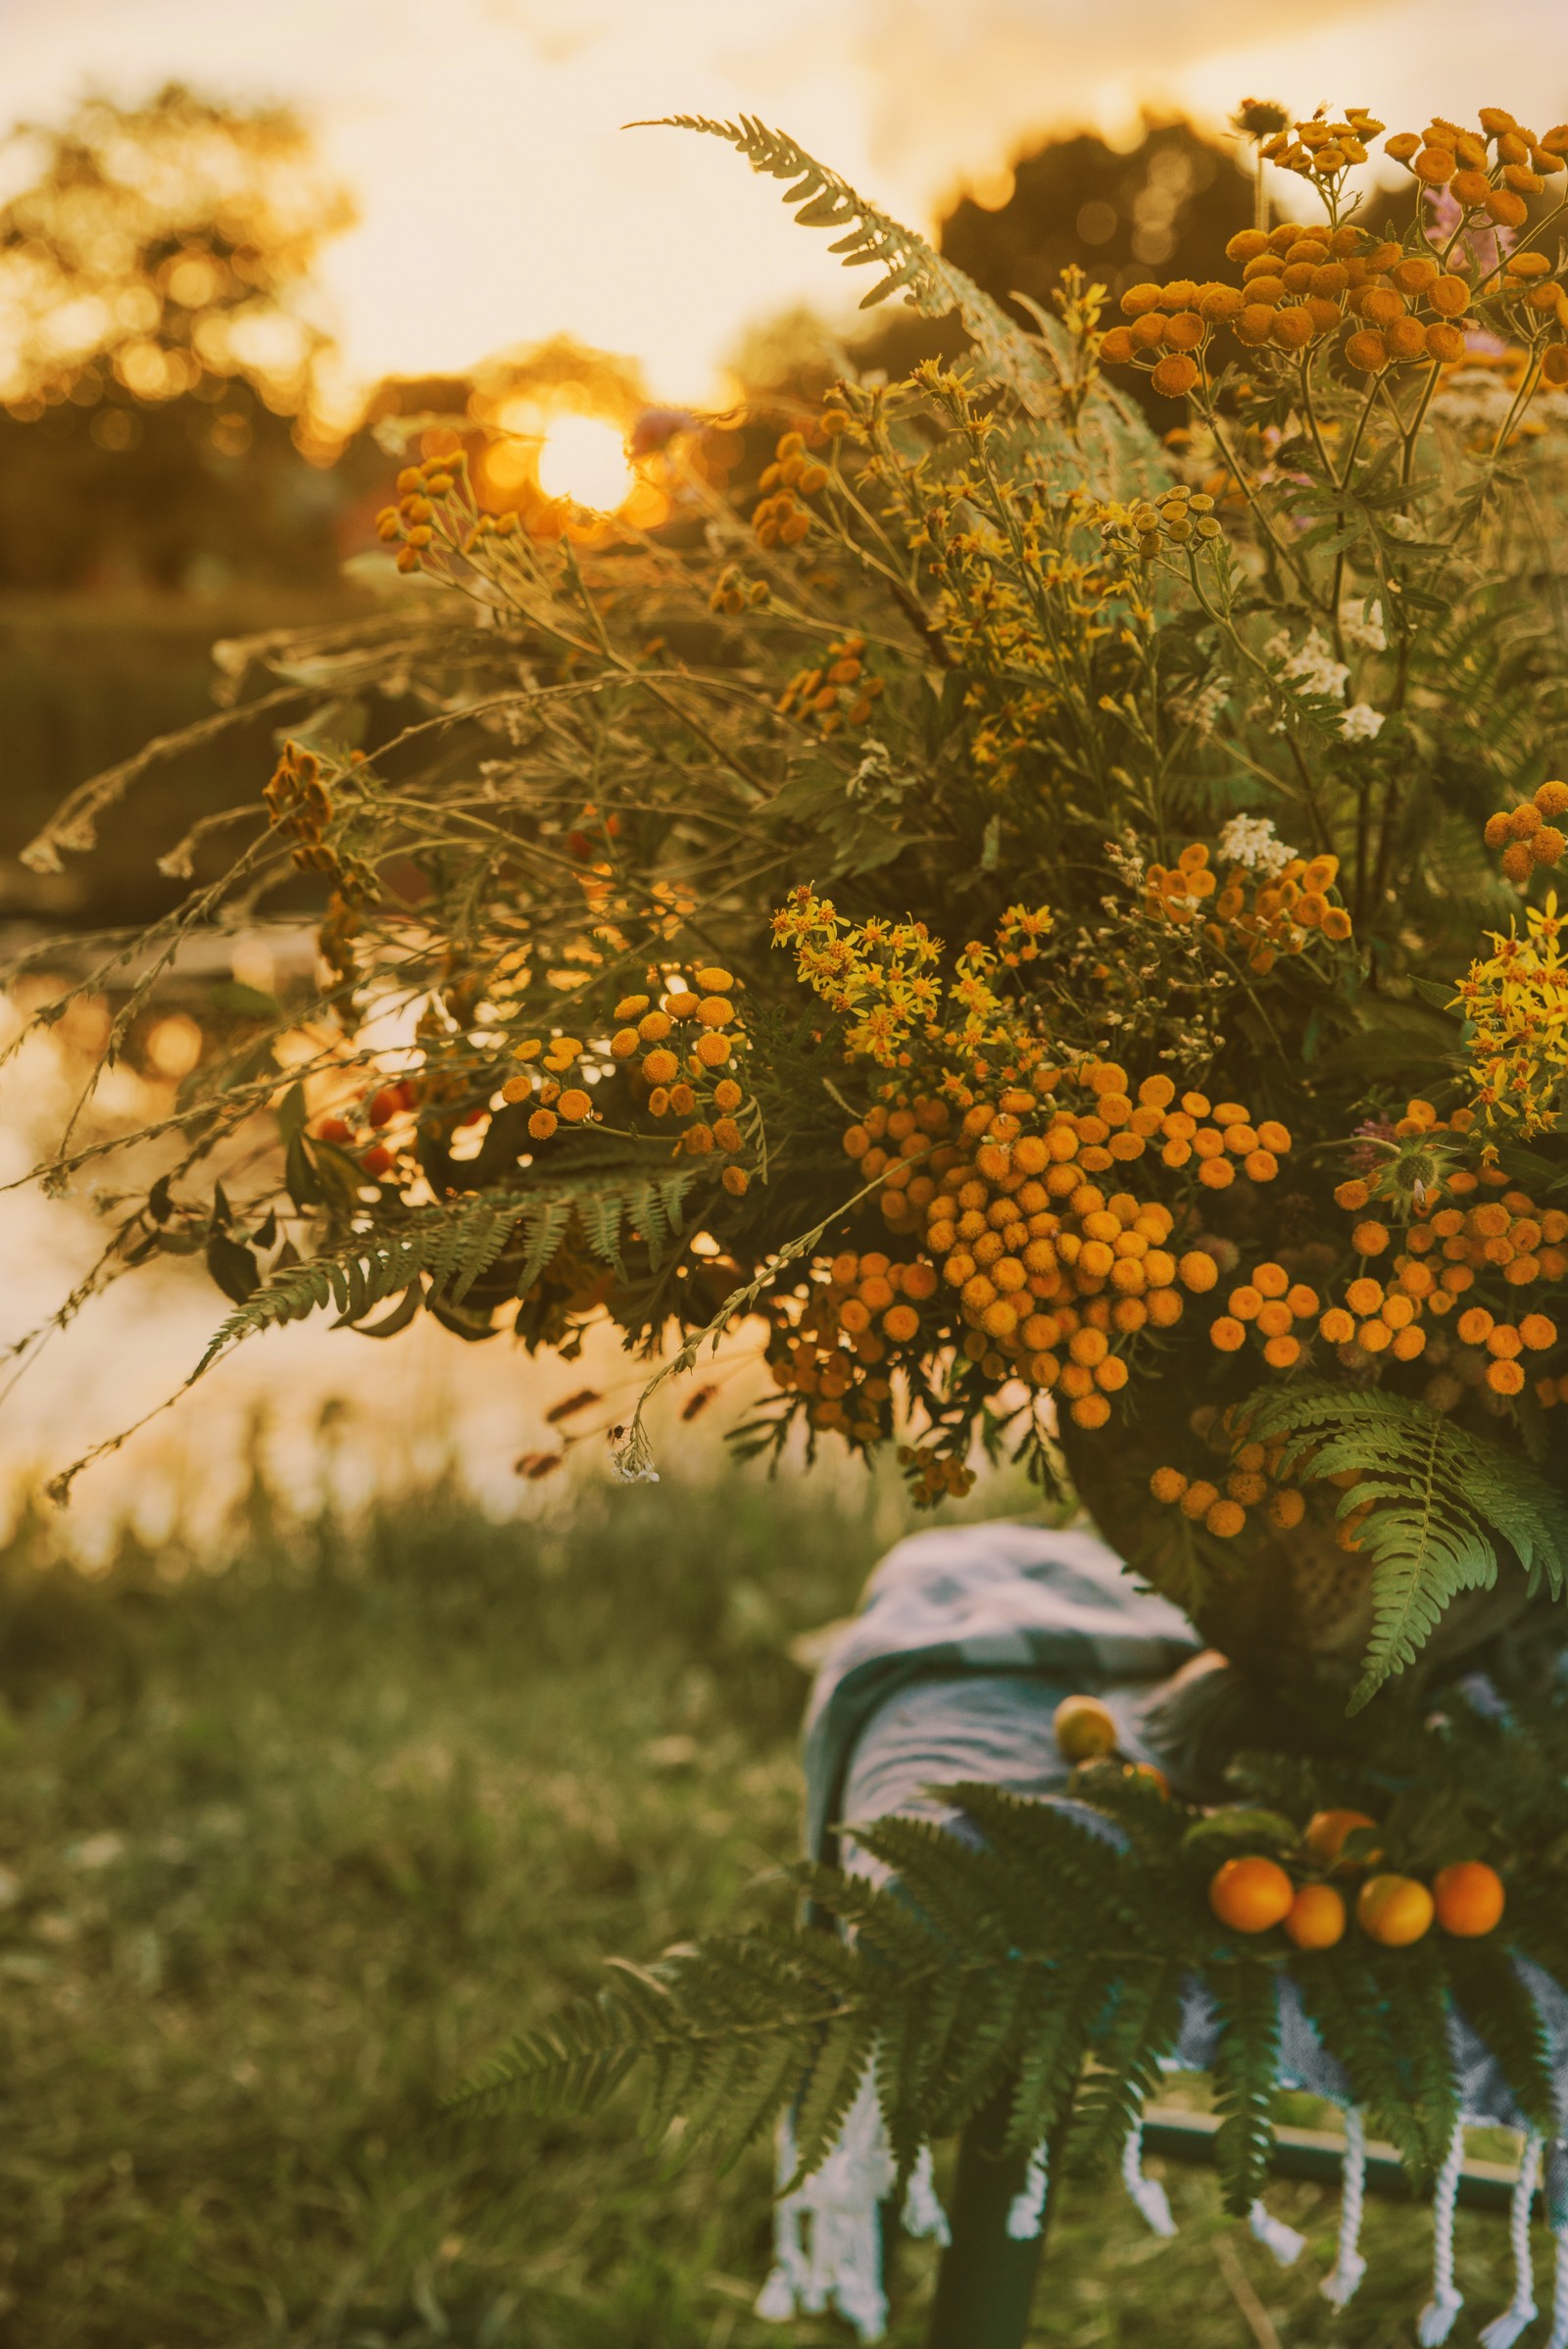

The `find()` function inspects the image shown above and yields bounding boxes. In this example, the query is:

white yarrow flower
[1341,702,1385,743]
[1276,627,1350,702]
[1217,813,1298,874]
[1343,598,1387,652]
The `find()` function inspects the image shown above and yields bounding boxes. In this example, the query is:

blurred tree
[0,83,361,590]
[942,116,1254,319]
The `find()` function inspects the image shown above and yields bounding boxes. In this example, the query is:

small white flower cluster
[1342,598,1387,652]
[1170,674,1230,740]
[1264,626,1384,745]
[1266,626,1349,702]
[1217,813,1298,875]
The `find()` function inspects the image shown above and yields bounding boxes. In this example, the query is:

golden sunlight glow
[536,414,635,511]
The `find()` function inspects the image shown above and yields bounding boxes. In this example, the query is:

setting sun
[535,412,634,511]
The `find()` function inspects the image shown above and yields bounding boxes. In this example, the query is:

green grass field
[0,1465,1542,2347]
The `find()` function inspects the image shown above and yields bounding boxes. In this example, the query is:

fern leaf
[1240,1383,1568,1703]
[1208,1959,1280,2214]
[1005,1958,1098,2155]
[515,1197,573,1294]
[791,2013,877,2176]
[1072,1959,1184,2175]
[577,1187,630,1279]
[640,114,1064,422]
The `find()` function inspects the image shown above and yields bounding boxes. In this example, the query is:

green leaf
[205,1232,259,1305]
[275,1082,308,1143]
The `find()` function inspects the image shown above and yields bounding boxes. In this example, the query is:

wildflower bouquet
[18,98,1568,2253]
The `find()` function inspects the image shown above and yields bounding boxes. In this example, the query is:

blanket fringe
[1249,2199,1307,2267]
[1006,2140,1051,2241]
[755,2078,894,2344]
[1122,2118,1176,2237]
[1417,2122,1467,2347]
[1320,2108,1368,2310]
[1479,2130,1542,2349]
[901,2144,951,2245]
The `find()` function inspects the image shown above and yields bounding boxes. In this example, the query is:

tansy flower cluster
[751,416,844,550]
[1152,1399,1386,1556]
[608,968,750,1184]
[1096,128,1568,401]
[1484,778,1568,888]
[375,448,487,572]
[1381,107,1568,234]
[911,1063,1290,1433]
[1452,897,1568,1137]
[1149,1420,1309,1544]
[775,635,884,733]
[1328,1124,1565,1403]
[500,969,752,1189]
[1206,1260,1323,1373]
[1098,483,1224,559]
[1143,841,1352,971]
[1255,108,1385,198]
[763,1247,941,1439]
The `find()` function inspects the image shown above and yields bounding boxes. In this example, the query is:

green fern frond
[1207,1959,1280,2213]
[1071,1958,1184,2176]
[1241,1383,1568,1705]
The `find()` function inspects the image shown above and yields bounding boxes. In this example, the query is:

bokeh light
[535,412,634,511]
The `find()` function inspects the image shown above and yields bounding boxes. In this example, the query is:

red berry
[368,1088,400,1128]
[317,1117,352,1145]
[361,1145,393,1176]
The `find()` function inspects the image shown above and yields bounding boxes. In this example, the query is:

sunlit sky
[6,0,1568,406]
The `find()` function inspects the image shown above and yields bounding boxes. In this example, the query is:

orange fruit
[1303,1808,1383,1870]
[1285,1883,1347,1949]
[1209,1855,1295,1933]
[1131,1761,1170,1795]
[1356,1873,1435,1947]
[1433,1861,1505,1938]
[1054,1694,1118,1762]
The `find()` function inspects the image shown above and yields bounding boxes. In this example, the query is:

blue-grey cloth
[805,1515,1568,2208]
[803,1519,1200,1865]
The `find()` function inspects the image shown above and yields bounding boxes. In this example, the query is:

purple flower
[629,408,697,458]
[1346,1115,1397,1173]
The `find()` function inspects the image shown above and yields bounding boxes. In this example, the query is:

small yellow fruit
[1303,1809,1383,1870]
[1433,1861,1505,1938]
[1209,1856,1295,1933]
[1356,1873,1435,1947]
[1054,1693,1117,1762]
[1285,1883,1347,1949]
